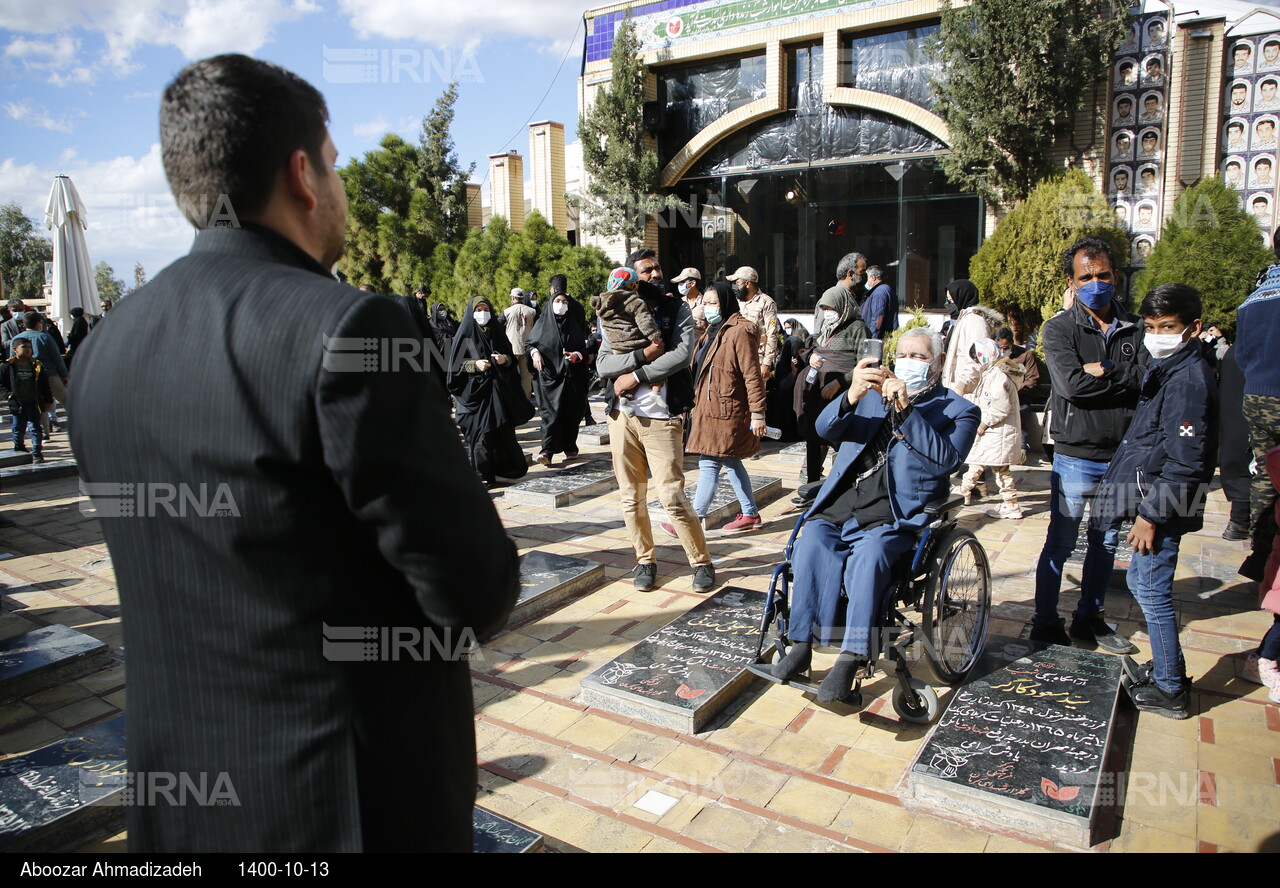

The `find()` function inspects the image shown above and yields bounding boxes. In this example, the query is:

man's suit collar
[191,223,335,279]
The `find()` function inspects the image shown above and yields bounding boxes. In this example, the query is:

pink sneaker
[986,504,1024,520]
[1243,652,1262,684]
[722,513,762,532]
[1258,657,1280,704]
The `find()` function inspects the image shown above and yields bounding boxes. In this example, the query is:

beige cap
[672,267,702,283]
[727,266,758,283]
[510,287,524,300]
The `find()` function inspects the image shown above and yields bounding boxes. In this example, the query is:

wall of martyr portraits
[1221,30,1280,248]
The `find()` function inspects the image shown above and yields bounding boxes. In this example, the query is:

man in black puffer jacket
[1031,237,1146,653]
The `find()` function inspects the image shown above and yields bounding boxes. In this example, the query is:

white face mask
[678,281,693,296]
[822,309,838,324]
[1145,329,1189,360]
[894,358,933,392]
[473,311,491,326]
[552,302,568,316]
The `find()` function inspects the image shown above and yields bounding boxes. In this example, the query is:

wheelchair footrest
[745,662,866,708]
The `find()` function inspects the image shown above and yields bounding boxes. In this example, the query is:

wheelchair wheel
[920,526,991,685]
[892,679,938,724]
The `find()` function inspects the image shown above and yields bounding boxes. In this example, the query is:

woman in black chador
[525,277,590,466]
[447,295,534,486]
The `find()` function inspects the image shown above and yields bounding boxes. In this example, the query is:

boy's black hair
[11,337,32,351]
[1139,282,1202,326]
[994,325,1014,341]
[1061,236,1117,279]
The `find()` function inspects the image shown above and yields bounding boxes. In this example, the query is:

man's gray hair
[866,265,883,280]
[836,252,866,281]
[899,328,945,366]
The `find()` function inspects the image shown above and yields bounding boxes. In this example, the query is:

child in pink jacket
[1244,444,1280,703]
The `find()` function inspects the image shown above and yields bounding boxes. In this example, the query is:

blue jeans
[693,456,757,518]
[1034,453,1119,626]
[1127,529,1185,693]
[10,404,42,454]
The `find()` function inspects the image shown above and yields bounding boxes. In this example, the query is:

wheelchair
[745,494,992,724]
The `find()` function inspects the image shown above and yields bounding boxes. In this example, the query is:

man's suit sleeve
[896,397,980,475]
[316,296,518,641]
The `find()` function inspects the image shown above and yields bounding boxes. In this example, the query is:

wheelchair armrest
[924,494,964,515]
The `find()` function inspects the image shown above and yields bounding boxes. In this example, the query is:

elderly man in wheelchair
[770,328,981,703]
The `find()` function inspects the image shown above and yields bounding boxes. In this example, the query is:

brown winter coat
[686,314,767,460]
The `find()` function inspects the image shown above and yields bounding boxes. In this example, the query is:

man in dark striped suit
[69,54,518,852]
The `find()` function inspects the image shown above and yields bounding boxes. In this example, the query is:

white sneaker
[986,504,1024,520]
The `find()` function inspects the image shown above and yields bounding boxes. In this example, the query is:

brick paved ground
[1,405,1277,853]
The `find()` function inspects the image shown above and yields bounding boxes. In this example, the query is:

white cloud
[353,114,390,139]
[3,100,76,133]
[337,0,584,50]
[0,146,196,280]
[0,0,319,82]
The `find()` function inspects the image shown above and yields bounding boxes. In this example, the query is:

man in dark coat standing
[69,54,518,852]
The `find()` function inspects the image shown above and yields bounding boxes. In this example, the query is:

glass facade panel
[658,159,980,313]
[839,23,942,110]
[659,54,767,166]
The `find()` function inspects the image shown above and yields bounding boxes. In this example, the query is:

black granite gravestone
[648,475,782,526]
[909,635,1124,847]
[473,807,543,853]
[577,423,610,445]
[0,624,110,702]
[581,587,767,732]
[512,551,606,623]
[504,460,617,508]
[1065,522,1134,569]
[0,453,33,469]
[0,715,126,852]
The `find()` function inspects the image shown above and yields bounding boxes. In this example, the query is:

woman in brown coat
[686,282,767,532]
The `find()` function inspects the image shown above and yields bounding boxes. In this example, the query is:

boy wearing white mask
[1092,284,1218,718]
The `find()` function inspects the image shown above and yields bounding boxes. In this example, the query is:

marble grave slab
[512,551,606,623]
[0,625,110,702]
[649,475,782,526]
[577,423,610,445]
[473,807,543,853]
[908,635,1124,848]
[504,460,617,508]
[581,587,767,733]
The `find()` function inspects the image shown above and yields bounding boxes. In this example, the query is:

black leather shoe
[1222,521,1250,542]
[1028,617,1071,647]
[633,563,657,592]
[1070,614,1138,655]
[692,564,715,592]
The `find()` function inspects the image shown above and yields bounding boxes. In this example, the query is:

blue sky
[1,0,587,283]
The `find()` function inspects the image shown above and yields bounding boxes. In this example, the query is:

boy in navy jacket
[1095,284,1218,718]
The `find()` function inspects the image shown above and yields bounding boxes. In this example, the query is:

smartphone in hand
[861,339,884,369]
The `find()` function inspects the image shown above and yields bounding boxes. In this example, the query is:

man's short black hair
[161,54,330,228]
[1061,236,1117,279]
[549,274,567,295]
[70,306,84,318]
[1139,283,1201,326]
[994,325,1014,342]
[415,284,430,296]
[23,311,41,330]
[6,299,22,311]
[626,248,657,268]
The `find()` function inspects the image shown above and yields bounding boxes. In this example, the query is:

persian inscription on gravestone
[910,636,1123,847]
[503,459,617,508]
[473,807,543,853]
[0,715,127,852]
[581,587,766,732]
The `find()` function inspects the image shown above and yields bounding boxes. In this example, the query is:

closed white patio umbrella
[44,175,99,328]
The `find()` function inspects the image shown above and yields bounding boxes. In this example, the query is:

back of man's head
[70,307,84,319]
[23,311,41,331]
[866,266,883,282]
[549,274,567,296]
[161,54,330,228]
